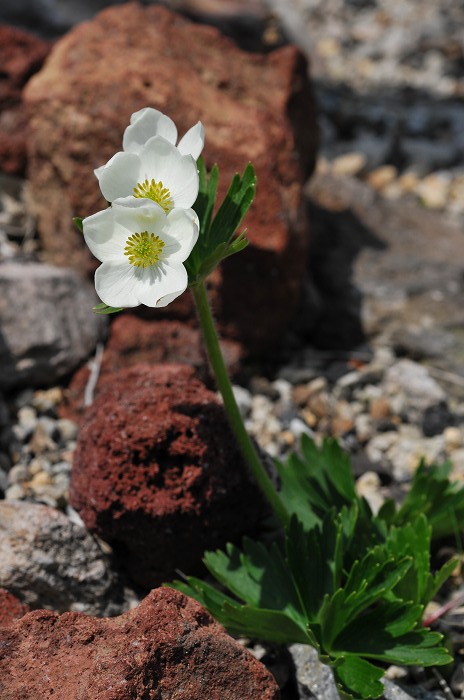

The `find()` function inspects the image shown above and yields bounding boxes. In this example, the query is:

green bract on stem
[191,280,290,526]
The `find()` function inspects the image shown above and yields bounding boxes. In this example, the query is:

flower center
[124,231,165,268]
[133,178,173,213]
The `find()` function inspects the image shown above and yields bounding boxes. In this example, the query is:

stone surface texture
[0,24,50,175]
[23,2,318,355]
[0,261,107,389]
[0,586,280,699]
[0,500,123,615]
[0,587,30,627]
[60,314,242,424]
[69,363,267,588]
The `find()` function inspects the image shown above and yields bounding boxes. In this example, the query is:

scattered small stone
[444,426,463,451]
[0,500,125,616]
[366,165,398,191]
[331,151,367,177]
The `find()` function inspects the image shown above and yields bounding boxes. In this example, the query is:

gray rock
[288,644,339,700]
[0,500,124,616]
[289,644,445,700]
[0,261,107,390]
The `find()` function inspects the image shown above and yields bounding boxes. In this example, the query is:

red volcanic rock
[0,588,30,627]
[0,25,50,175]
[60,314,242,424]
[0,587,280,699]
[69,363,267,588]
[23,3,318,354]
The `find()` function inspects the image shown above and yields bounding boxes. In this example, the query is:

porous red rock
[0,586,280,699]
[60,314,242,424]
[69,363,267,588]
[0,25,50,174]
[0,588,30,627]
[23,3,318,354]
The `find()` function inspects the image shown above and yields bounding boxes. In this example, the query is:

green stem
[191,280,289,526]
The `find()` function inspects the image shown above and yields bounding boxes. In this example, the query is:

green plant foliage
[170,436,461,699]
[185,158,256,284]
[72,217,84,233]
[381,459,464,540]
[92,302,123,314]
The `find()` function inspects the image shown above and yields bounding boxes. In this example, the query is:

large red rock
[23,3,318,355]
[60,314,242,424]
[0,588,30,627]
[0,586,280,699]
[69,363,267,588]
[0,25,51,175]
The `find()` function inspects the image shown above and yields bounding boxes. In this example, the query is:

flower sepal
[73,217,84,233]
[185,159,256,285]
[92,302,123,315]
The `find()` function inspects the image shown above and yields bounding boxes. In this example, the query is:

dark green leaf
[333,654,385,700]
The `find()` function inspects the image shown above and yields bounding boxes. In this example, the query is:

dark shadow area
[289,200,386,352]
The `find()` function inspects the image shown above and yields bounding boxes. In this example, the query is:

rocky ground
[1,0,464,698]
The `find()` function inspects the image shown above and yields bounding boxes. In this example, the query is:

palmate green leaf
[219,602,311,644]
[92,302,123,314]
[275,435,362,531]
[318,555,413,649]
[332,600,450,666]
[333,654,385,700]
[203,538,305,622]
[391,460,464,540]
[170,577,311,644]
[385,515,431,604]
[285,515,341,618]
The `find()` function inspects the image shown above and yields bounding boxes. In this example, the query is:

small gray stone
[0,261,107,390]
[55,417,78,443]
[0,500,124,615]
[384,360,446,412]
[289,644,339,700]
[4,483,26,500]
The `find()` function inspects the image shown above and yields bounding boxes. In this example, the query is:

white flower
[97,136,200,210]
[83,197,199,308]
[123,107,205,160]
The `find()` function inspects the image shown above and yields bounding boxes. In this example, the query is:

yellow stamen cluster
[133,179,173,213]
[124,231,165,268]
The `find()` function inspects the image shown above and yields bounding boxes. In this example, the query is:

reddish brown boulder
[69,363,267,588]
[60,314,242,424]
[0,588,30,627]
[0,25,51,175]
[0,586,280,699]
[23,3,318,354]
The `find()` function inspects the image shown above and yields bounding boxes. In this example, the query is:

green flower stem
[191,280,289,526]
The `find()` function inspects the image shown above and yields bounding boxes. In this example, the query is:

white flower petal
[177,122,205,160]
[162,208,199,262]
[94,165,105,182]
[98,152,140,202]
[123,108,177,153]
[95,261,143,308]
[112,196,167,234]
[135,260,188,307]
[139,137,199,208]
[83,208,128,262]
